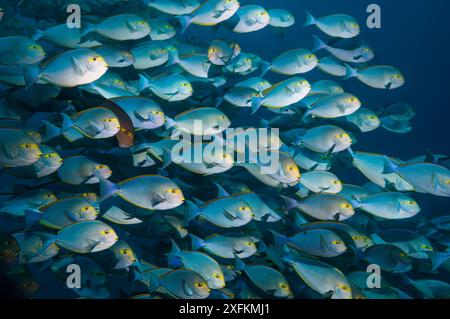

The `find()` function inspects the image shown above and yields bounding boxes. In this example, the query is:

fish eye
[246,241,255,246]
[103,229,110,235]
[331,240,342,245]
[352,23,358,27]
[279,283,288,289]
[122,249,129,255]
[399,252,406,257]
[169,188,180,194]
[333,180,340,184]
[82,206,90,211]
[194,282,205,288]
[445,180,450,185]
[340,203,352,209]
[407,200,416,206]
[240,206,248,211]
[214,273,223,279]
[245,58,251,63]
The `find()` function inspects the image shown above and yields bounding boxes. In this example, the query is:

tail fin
[426,251,450,272]
[344,64,359,80]
[81,22,95,37]
[100,178,119,201]
[260,60,272,77]
[382,156,399,174]
[183,200,201,225]
[269,230,290,247]
[209,76,226,88]
[251,96,265,115]
[137,74,152,92]
[280,195,301,210]
[303,11,317,27]
[60,113,74,133]
[23,65,41,88]
[161,148,173,169]
[234,256,246,272]
[25,209,42,229]
[42,120,61,142]
[178,15,193,34]
[189,234,205,250]
[312,35,327,52]
[31,29,44,41]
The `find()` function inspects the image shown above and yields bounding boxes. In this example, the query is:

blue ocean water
[0,0,449,299]
[186,0,450,214]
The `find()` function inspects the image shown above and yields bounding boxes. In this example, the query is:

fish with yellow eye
[350,192,421,219]
[131,42,170,70]
[178,0,241,33]
[251,77,311,114]
[208,39,241,65]
[282,125,353,154]
[184,196,254,228]
[343,107,381,132]
[236,77,272,94]
[299,171,343,194]
[47,220,119,254]
[227,5,271,33]
[138,73,193,101]
[189,233,259,259]
[100,174,185,210]
[283,193,355,221]
[154,139,235,175]
[261,48,318,76]
[0,128,42,168]
[5,145,62,179]
[167,239,225,289]
[235,257,292,298]
[0,190,56,218]
[313,35,375,63]
[82,14,151,41]
[238,151,300,188]
[383,158,450,197]
[370,229,443,263]
[363,244,412,273]
[270,229,347,258]
[148,19,176,40]
[301,93,362,121]
[56,107,121,142]
[95,46,135,68]
[165,107,230,136]
[25,196,98,230]
[345,64,405,90]
[109,240,137,270]
[57,155,112,185]
[24,49,108,88]
[224,53,254,74]
[304,12,360,39]
[0,36,46,65]
[111,97,166,130]
[283,255,352,299]
[140,269,211,299]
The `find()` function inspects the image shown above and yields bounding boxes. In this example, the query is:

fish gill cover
[0,0,449,300]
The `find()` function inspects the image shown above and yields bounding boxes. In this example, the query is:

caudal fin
[303,11,317,27]
[178,15,193,34]
[251,96,265,115]
[344,63,359,80]
[312,35,327,52]
[100,178,119,201]
[42,120,61,142]
[269,230,290,247]
[189,234,205,250]
[260,60,272,77]
[183,200,201,226]
[25,209,42,229]
[22,65,41,88]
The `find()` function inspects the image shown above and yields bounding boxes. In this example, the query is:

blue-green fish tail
[303,11,317,27]
[189,234,205,250]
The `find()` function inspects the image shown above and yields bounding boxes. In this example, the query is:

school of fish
[0,0,449,299]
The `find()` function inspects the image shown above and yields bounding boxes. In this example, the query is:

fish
[0,128,42,167]
[179,0,241,33]
[0,36,46,65]
[24,49,108,87]
[57,155,112,185]
[96,46,135,68]
[139,73,193,101]
[352,192,421,219]
[262,49,318,76]
[313,35,375,63]
[83,14,151,41]
[101,175,185,210]
[189,233,258,259]
[227,5,271,33]
[167,239,225,289]
[304,12,360,38]
[111,97,165,130]
[345,64,405,90]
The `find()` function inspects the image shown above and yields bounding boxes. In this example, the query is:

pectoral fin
[71,57,87,76]
[183,279,194,296]
[0,140,17,160]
